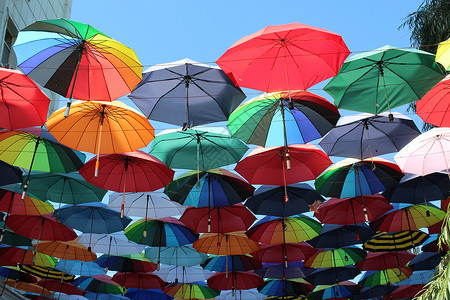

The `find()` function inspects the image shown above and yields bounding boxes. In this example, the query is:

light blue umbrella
[78,232,145,256]
[396,270,434,286]
[217,288,265,300]
[144,245,208,267]
[154,265,213,283]
[56,260,105,276]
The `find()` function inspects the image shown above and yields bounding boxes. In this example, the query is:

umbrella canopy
[352,284,398,300]
[303,247,367,268]
[34,240,97,262]
[149,127,248,172]
[305,266,360,285]
[201,255,262,273]
[0,189,54,216]
[216,22,350,92]
[14,18,142,110]
[77,232,146,256]
[154,265,213,283]
[216,288,265,300]
[319,112,420,160]
[252,242,317,264]
[56,260,105,277]
[363,230,429,252]
[228,90,340,147]
[19,265,74,282]
[0,266,37,284]
[417,75,450,127]
[73,275,123,295]
[436,38,450,71]
[394,127,450,176]
[254,262,309,280]
[165,169,254,208]
[388,284,426,300]
[315,194,393,225]
[144,245,208,267]
[4,280,52,296]
[0,160,22,186]
[324,45,444,115]
[112,272,166,290]
[315,157,403,199]
[308,282,360,300]
[0,246,57,267]
[125,289,173,300]
[207,271,264,291]
[0,67,50,130]
[307,223,375,249]
[128,58,246,128]
[37,279,85,296]
[245,183,324,217]
[407,251,445,271]
[359,267,412,287]
[355,251,416,271]
[396,270,434,286]
[193,232,260,256]
[180,204,256,234]
[163,281,219,299]
[258,279,314,297]
[235,144,332,186]
[0,228,32,247]
[95,254,157,273]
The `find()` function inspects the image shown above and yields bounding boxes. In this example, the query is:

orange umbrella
[46,100,155,176]
[34,240,97,262]
[193,232,260,256]
[4,279,52,296]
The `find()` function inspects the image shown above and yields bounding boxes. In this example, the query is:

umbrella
[319,112,420,160]
[56,260,105,277]
[144,245,208,267]
[395,127,450,176]
[112,272,165,290]
[77,232,146,256]
[417,75,450,127]
[13,18,142,115]
[396,270,434,286]
[179,204,256,234]
[193,232,260,256]
[352,284,398,300]
[436,38,450,71]
[308,282,360,300]
[0,228,32,247]
[217,22,350,92]
[315,194,393,225]
[164,169,254,208]
[163,281,219,299]
[95,254,157,273]
[216,288,265,300]
[4,280,52,296]
[0,189,54,216]
[0,266,37,284]
[227,90,340,147]
[388,284,426,299]
[245,183,324,217]
[201,255,262,273]
[252,242,317,264]
[108,192,186,219]
[307,223,375,249]
[0,160,22,186]
[254,262,309,280]
[125,289,173,300]
[34,240,97,262]
[207,271,264,291]
[0,246,57,267]
[407,251,445,271]
[304,247,367,268]
[363,230,429,252]
[246,216,322,244]
[258,279,314,297]
[37,279,85,296]
[305,266,360,285]
[79,151,174,217]
[355,251,416,271]
[359,267,412,287]
[73,275,123,295]
[19,265,74,282]
[154,265,213,283]
[149,127,248,174]
[324,45,444,118]
[128,58,246,128]
[0,67,49,130]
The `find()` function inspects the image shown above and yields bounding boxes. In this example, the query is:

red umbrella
[355,251,415,271]
[235,144,331,186]
[216,23,350,92]
[80,150,174,217]
[252,242,317,263]
[316,195,393,225]
[428,220,443,234]
[180,203,256,233]
[37,279,85,296]
[207,271,263,291]
[0,67,50,130]
[0,189,54,217]
[0,246,56,267]
[112,272,165,289]
[417,75,450,127]
[388,284,425,300]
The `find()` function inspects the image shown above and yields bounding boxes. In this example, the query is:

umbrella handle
[95,106,106,178]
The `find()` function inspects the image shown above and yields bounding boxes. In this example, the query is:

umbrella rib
[146,80,186,118]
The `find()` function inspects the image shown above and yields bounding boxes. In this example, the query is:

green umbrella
[303,247,367,268]
[324,45,444,118]
[359,267,412,287]
[0,227,32,247]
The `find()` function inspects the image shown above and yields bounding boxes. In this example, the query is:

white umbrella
[108,192,187,219]
[78,232,145,256]
[154,265,213,283]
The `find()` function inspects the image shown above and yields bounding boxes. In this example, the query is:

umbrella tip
[182,122,189,131]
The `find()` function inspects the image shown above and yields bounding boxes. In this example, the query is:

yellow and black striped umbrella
[363,230,429,252]
[19,264,74,282]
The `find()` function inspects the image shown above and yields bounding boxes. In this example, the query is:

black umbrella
[306,266,360,285]
[307,223,375,249]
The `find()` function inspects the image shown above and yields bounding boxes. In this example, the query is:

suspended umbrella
[0,228,32,247]
[324,45,444,118]
[0,160,22,186]
[80,151,174,217]
[207,271,264,293]
[265,296,308,300]
[363,230,429,252]
[37,279,85,296]
[201,255,262,273]
[217,22,350,92]
[245,183,324,217]
[307,223,375,249]
[319,112,420,160]
[352,284,398,300]
[0,189,54,217]
[13,18,142,116]
[436,38,450,70]
[315,194,393,225]
[388,284,426,300]
[154,265,213,284]
[95,254,157,273]
[227,90,340,148]
[4,279,52,296]
[19,265,74,282]
[252,242,317,264]
[108,192,186,219]
[128,58,246,128]
[254,262,309,280]
[125,288,173,300]
[407,251,445,271]
[77,232,145,256]
[417,75,450,127]
[396,270,434,286]
[303,247,367,268]
[112,272,165,290]
[0,266,37,284]
[308,282,360,300]
[164,281,219,299]
[355,251,416,271]
[34,240,97,262]
[193,232,260,256]
[305,266,360,285]
[73,275,123,295]
[359,267,412,287]
[421,234,445,252]
[144,245,208,267]
[216,288,265,300]
[165,169,254,208]
[56,260,105,277]
[258,279,314,297]
[0,246,57,267]
[180,204,256,234]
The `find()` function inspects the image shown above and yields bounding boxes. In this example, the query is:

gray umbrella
[128,58,246,128]
[319,112,420,160]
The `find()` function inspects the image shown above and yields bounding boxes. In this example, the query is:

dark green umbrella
[324,45,444,119]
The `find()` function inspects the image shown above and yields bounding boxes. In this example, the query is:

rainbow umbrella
[359,267,412,287]
[163,281,220,299]
[303,247,367,268]
[73,274,123,295]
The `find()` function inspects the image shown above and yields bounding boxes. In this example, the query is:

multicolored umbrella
[324,45,444,117]
[355,251,416,271]
[0,246,57,267]
[144,245,208,267]
[14,18,142,115]
[163,281,219,299]
[359,267,412,287]
[73,274,123,295]
[0,266,37,286]
[258,279,314,297]
[95,254,157,273]
[207,271,264,291]
[0,189,54,216]
[306,266,360,285]
[201,255,262,273]
[227,90,340,147]
[112,272,166,290]
[128,58,246,128]
[308,282,360,300]
[193,232,260,256]
[217,22,350,92]
[19,265,74,282]
[363,230,429,252]
[417,75,450,127]
[303,247,367,268]
[252,242,317,264]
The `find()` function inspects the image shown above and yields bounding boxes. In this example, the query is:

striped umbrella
[363,231,429,252]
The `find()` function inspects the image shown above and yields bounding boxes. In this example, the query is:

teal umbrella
[144,245,208,267]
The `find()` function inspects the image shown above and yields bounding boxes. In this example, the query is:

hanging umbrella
[193,232,260,256]
[355,251,416,271]
[359,267,412,287]
[13,18,142,116]
[4,280,52,296]
[305,266,360,285]
[56,260,105,277]
[228,90,340,147]
[125,288,173,300]
[307,223,375,249]
[436,38,450,70]
[37,279,85,296]
[363,230,429,252]
[0,160,22,186]
[0,246,57,267]
[319,112,420,160]
[407,251,445,271]
[180,204,256,234]
[128,58,246,128]
[246,216,322,244]
[245,183,324,217]
[217,22,350,92]
[0,266,37,285]
[201,255,262,273]
[388,284,426,300]
[77,232,145,256]
[304,247,367,268]
[417,75,450,127]
[252,242,317,264]
[149,127,248,175]
[112,272,165,290]
[0,228,32,247]
[308,282,360,300]
[216,288,265,300]
[352,284,398,300]
[0,189,54,216]
[396,270,434,286]
[154,265,213,283]
[258,279,314,297]
[95,254,157,273]
[315,194,393,225]
[108,192,186,219]
[165,169,254,208]
[73,275,123,295]
[144,245,208,267]
[163,281,219,299]
[324,45,444,118]
[34,240,97,262]
[254,262,310,280]
[207,271,264,291]
[19,265,74,282]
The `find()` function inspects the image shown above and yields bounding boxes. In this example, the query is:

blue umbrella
[56,260,105,277]
[144,245,208,267]
[396,270,434,286]
[305,266,360,285]
[407,251,445,271]
[125,288,173,300]
[308,282,360,300]
[254,262,309,280]
[0,160,22,186]
[95,254,156,273]
[307,223,375,249]
[201,255,262,273]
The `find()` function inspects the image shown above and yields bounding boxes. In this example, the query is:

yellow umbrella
[436,38,450,71]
